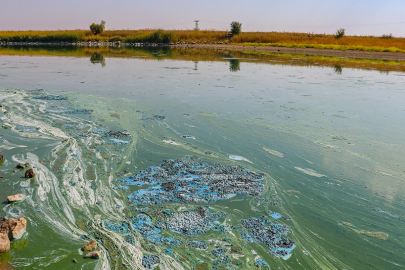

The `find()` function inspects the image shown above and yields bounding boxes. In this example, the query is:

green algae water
[0,47,404,270]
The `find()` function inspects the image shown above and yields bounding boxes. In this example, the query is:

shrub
[90,20,106,35]
[381,33,393,39]
[230,21,242,36]
[335,28,345,39]
[109,36,123,42]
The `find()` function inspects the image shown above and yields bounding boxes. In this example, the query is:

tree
[230,21,242,36]
[335,28,345,39]
[90,20,106,35]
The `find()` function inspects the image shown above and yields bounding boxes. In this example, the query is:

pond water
[0,47,404,270]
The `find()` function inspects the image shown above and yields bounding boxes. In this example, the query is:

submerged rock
[82,240,97,251]
[0,217,27,240]
[7,194,25,203]
[0,233,10,253]
[84,250,101,259]
[25,169,35,179]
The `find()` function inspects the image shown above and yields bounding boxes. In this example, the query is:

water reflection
[380,70,389,75]
[229,58,240,72]
[90,53,106,67]
[333,64,342,74]
[2,45,405,73]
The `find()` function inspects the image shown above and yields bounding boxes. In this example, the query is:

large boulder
[25,169,35,179]
[0,217,27,240]
[82,240,97,251]
[0,233,10,253]
[84,250,101,259]
[7,194,25,203]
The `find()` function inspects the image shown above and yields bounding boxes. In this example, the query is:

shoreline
[1,41,405,61]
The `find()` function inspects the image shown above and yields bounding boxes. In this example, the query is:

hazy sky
[2,0,405,36]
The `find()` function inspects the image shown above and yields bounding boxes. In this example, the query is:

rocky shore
[0,217,27,253]
[0,40,204,47]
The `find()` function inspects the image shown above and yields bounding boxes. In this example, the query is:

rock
[0,217,27,239]
[0,151,3,161]
[84,250,100,259]
[25,168,35,178]
[0,234,10,253]
[82,240,97,251]
[7,194,25,203]
[16,163,30,169]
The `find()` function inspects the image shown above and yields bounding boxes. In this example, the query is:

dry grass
[230,32,405,49]
[1,30,405,52]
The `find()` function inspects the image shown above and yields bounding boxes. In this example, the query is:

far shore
[189,44,405,61]
[1,41,405,61]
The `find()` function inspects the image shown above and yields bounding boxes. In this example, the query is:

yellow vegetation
[1,30,405,52]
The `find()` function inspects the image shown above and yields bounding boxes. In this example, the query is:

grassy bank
[1,29,405,52]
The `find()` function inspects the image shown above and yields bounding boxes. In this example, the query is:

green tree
[90,20,106,35]
[335,28,345,39]
[230,21,242,35]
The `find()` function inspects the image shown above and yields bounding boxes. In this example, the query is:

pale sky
[2,0,405,36]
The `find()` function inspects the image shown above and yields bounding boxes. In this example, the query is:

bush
[109,36,123,42]
[230,21,242,36]
[335,28,345,39]
[90,20,106,35]
[381,33,393,39]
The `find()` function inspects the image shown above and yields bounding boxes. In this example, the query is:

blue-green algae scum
[0,47,404,270]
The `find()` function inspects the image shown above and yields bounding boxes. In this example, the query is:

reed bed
[0,30,405,52]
